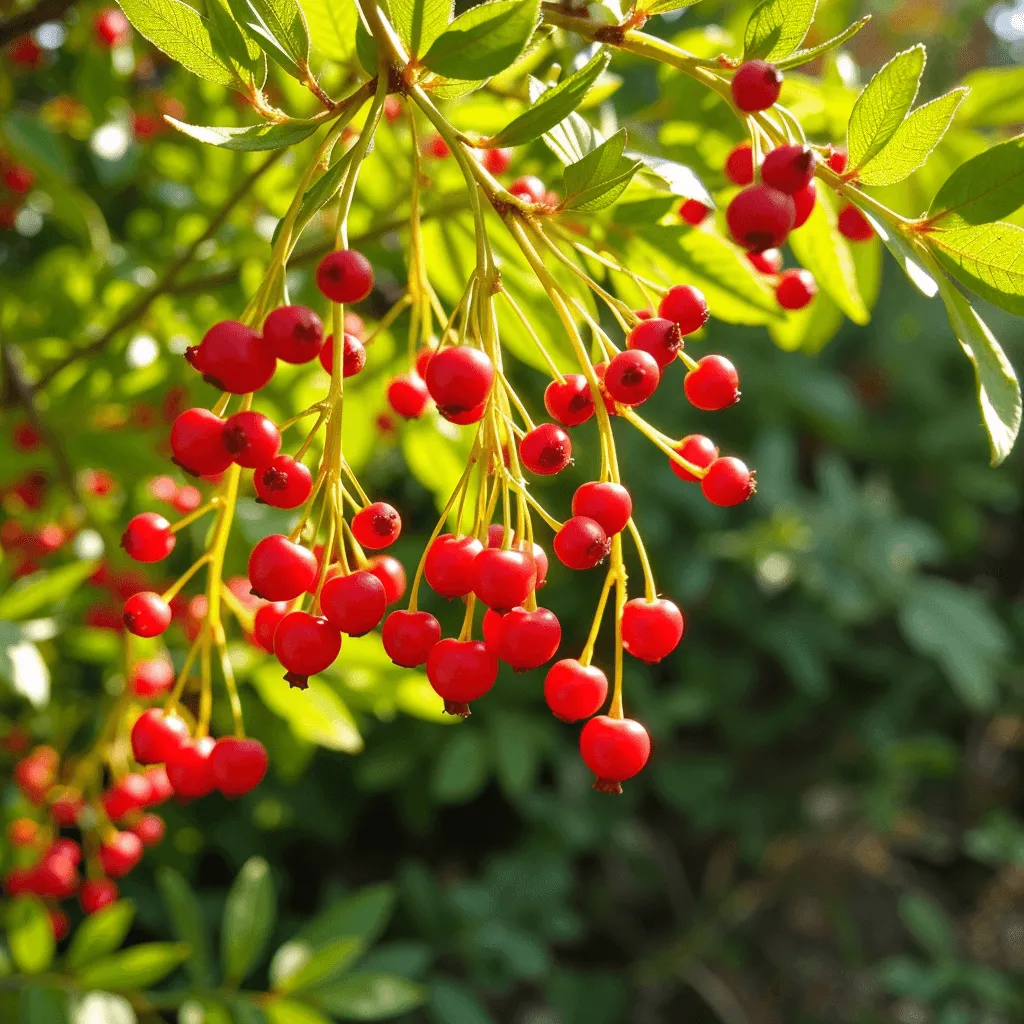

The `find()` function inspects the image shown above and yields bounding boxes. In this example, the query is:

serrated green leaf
[846,45,925,171]
[743,0,817,62]
[774,15,869,70]
[927,136,1024,228]
[253,665,363,751]
[0,559,98,620]
[543,109,602,166]
[166,115,323,151]
[303,0,358,61]
[564,129,626,194]
[117,0,243,88]
[491,50,610,149]
[958,66,1024,127]
[422,0,539,81]
[75,943,190,990]
[929,221,1024,316]
[206,0,267,86]
[237,0,310,75]
[564,163,639,211]
[20,986,69,1024]
[66,902,135,970]
[857,89,967,187]
[222,857,276,984]
[7,897,54,975]
[157,867,214,987]
[311,972,426,1020]
[390,0,451,57]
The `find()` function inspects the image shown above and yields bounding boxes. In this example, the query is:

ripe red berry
[425,534,483,598]
[486,527,548,588]
[776,268,817,310]
[121,512,174,563]
[248,535,317,601]
[224,411,281,468]
[544,659,608,721]
[544,374,594,427]
[426,638,499,716]
[495,606,561,671]
[657,285,709,336]
[762,145,816,194]
[132,813,165,847]
[621,598,684,663]
[472,547,537,610]
[679,199,709,225]
[123,592,172,637]
[170,408,233,476]
[14,748,57,804]
[571,481,631,536]
[166,737,217,799]
[604,350,661,407]
[95,7,130,45]
[131,658,174,698]
[828,148,848,174]
[746,248,783,275]
[701,456,755,506]
[99,831,143,878]
[731,60,783,112]
[366,555,407,604]
[425,347,494,421]
[426,133,450,158]
[684,355,740,411]
[792,182,816,228]
[671,434,718,482]
[554,516,610,570]
[252,601,289,652]
[50,793,84,826]
[210,737,268,798]
[274,612,341,687]
[387,373,430,418]
[103,773,151,820]
[3,166,35,195]
[254,455,312,509]
[352,501,401,549]
[320,571,387,635]
[382,609,441,667]
[482,608,504,650]
[80,878,118,915]
[483,147,512,175]
[838,203,874,241]
[131,709,188,765]
[519,423,572,476]
[509,176,546,203]
[318,333,366,377]
[627,317,683,368]
[580,716,651,792]
[725,143,753,186]
[186,321,276,394]
[263,306,323,364]
[316,249,374,303]
[50,909,70,941]
[727,185,795,252]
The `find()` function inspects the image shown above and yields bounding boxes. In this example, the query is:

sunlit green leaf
[0,560,99,620]
[222,857,277,984]
[66,902,135,970]
[7,897,54,975]
[75,943,190,990]
[303,0,358,61]
[311,972,426,1019]
[390,0,452,57]
[422,0,539,81]
[927,136,1024,228]
[929,220,1024,315]
[165,116,324,151]
[743,0,817,62]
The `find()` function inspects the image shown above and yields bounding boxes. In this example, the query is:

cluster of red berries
[0,152,35,232]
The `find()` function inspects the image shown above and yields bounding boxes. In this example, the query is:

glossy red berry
[80,879,118,915]
[144,766,174,805]
[425,347,494,421]
[210,737,268,798]
[580,716,651,792]
[519,423,572,475]
[132,813,165,847]
[131,709,189,765]
[571,481,631,536]
[472,547,537,610]
[274,612,341,687]
[426,638,499,716]
[838,203,874,241]
[731,60,783,112]
[4,166,35,194]
[252,601,289,652]
[248,535,317,601]
[554,517,610,570]
[671,434,719,482]
[776,268,817,310]
[99,831,143,878]
[727,185,795,252]
[387,374,430,418]
[725,143,753,186]
[121,512,174,563]
[747,248,783,275]
[316,249,374,303]
[51,793,83,827]
[263,306,323,364]
[482,608,504,650]
[366,555,407,604]
[762,145,816,194]
[123,592,172,637]
[509,175,546,203]
[827,148,848,174]
[166,736,217,799]
[351,501,401,549]
[684,355,740,411]
[320,571,387,635]
[382,609,441,667]
[425,534,483,598]
[792,182,816,228]
[318,333,366,377]
[604,350,661,407]
[170,408,233,476]
[186,321,276,394]
[621,598,684,663]
[482,147,512,174]
[103,773,151,821]
[657,286,709,336]
[679,199,709,225]
[701,456,755,506]
[627,317,683,368]
[486,527,548,588]
[544,374,594,427]
[95,7,130,45]
[544,659,608,721]
[224,411,281,469]
[254,455,312,509]
[426,133,449,158]
[495,607,561,671]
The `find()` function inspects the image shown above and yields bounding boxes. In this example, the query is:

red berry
[554,517,610,570]
[274,612,341,687]
[519,423,572,476]
[726,185,795,252]
[95,7,130,45]
[425,638,498,716]
[366,555,406,604]
[387,373,430,418]
[318,333,366,377]
[351,501,401,549]
[382,609,441,667]
[762,145,816,194]
[252,601,289,652]
[482,148,512,175]
[441,402,486,425]
[320,570,387,635]
[657,286,709,336]
[248,535,317,601]
[684,355,740,411]
[495,606,561,671]
[10,36,43,68]
[50,793,84,826]
[679,199,709,225]
[123,592,172,637]
[621,598,684,663]
[425,534,483,599]
[828,148,848,174]
[3,166,35,195]
[701,456,755,506]
[103,773,151,820]
[99,831,143,878]
[627,317,683,368]
[671,434,718,482]
[8,818,37,846]
[170,408,233,476]
[210,737,268,798]
[792,182,816,228]
[725,143,753,186]
[482,608,504,650]
[254,455,312,509]
[471,547,537,610]
[224,411,281,468]
[571,481,631,536]
[80,878,119,915]
[166,737,217,799]
[746,248,783,275]
[316,249,374,303]
[604,350,661,407]
[132,813,165,846]
[838,203,874,241]
[544,374,594,427]
[131,709,189,765]
[580,716,651,791]
[731,60,783,112]
[425,347,494,421]
[776,268,817,310]
[544,659,608,721]
[50,909,70,941]
[144,766,174,804]
[186,321,276,394]
[426,133,450,158]
[121,512,174,563]
[263,306,323,364]
[509,176,546,203]
[486,527,548,588]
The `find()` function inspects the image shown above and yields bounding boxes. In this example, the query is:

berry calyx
[351,501,402,549]
[382,609,441,667]
[424,533,483,598]
[731,60,783,112]
[316,249,374,303]
[544,374,594,427]
[727,185,795,252]
[838,203,874,241]
[170,408,233,476]
[554,517,610,570]
[580,716,651,793]
[761,144,816,194]
[248,535,317,601]
[425,638,499,717]
[776,268,817,310]
[671,434,719,482]
[185,321,276,394]
[571,481,632,536]
[495,606,562,671]
[519,422,572,475]
[471,546,537,610]
[320,571,387,635]
[627,317,683,368]
[679,199,709,225]
[318,333,366,377]
[99,831,144,878]
[425,347,494,421]
[725,143,754,186]
[263,306,324,364]
[123,592,172,637]
[621,598,684,663]
[544,659,608,721]
[224,411,281,468]
[210,737,268,798]
[274,612,341,688]
[658,285,709,336]
[254,455,313,509]
[701,456,755,506]
[604,350,661,407]
[121,512,175,563]
[387,373,430,418]
[131,709,189,765]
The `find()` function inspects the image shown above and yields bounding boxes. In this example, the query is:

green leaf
[252,666,363,752]
[390,0,451,57]
[562,130,641,211]
[421,0,539,81]
[299,885,397,949]
[958,66,1024,127]
[898,893,956,960]
[116,0,242,88]
[431,729,489,803]
[165,115,323,151]
[542,109,602,166]
[66,902,135,970]
[846,45,925,171]
[929,221,1024,316]
[157,867,214,987]
[75,943,190,990]
[302,0,357,61]
[491,50,611,149]
[295,146,357,238]
[265,1002,332,1024]
[311,972,426,1020]
[631,153,711,204]
[428,980,495,1024]
[234,0,310,76]
[19,986,70,1024]
[857,89,967,187]
[222,857,277,984]
[0,560,98,620]
[926,136,1024,228]
[206,0,267,86]
[742,0,817,62]
[275,937,364,993]
[233,1000,270,1024]
[7,898,54,975]
[640,0,703,13]
[774,15,869,70]
[354,17,377,76]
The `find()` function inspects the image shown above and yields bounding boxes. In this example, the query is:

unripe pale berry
[121,512,174,563]
[684,355,740,411]
[519,423,572,475]
[544,374,594,426]
[621,598,684,663]
[776,268,817,310]
[671,434,718,482]
[316,249,374,303]
[554,517,610,570]
[544,659,609,721]
[701,456,755,506]
[580,716,651,792]
[731,60,783,112]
